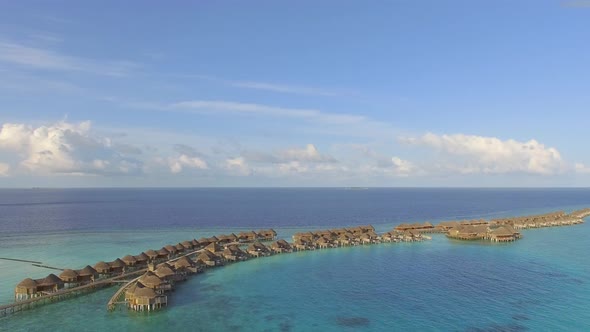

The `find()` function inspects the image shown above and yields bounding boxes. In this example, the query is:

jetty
[3,208,589,316]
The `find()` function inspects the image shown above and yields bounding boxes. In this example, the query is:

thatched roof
[139,272,163,288]
[59,269,78,280]
[174,256,194,269]
[37,274,64,287]
[94,261,110,272]
[134,285,157,298]
[109,258,126,268]
[157,247,170,255]
[17,278,37,289]
[122,255,137,264]
[164,245,177,253]
[154,265,175,279]
[78,265,99,276]
[135,252,149,261]
[181,241,193,249]
[175,243,185,251]
[205,242,223,253]
[145,249,158,258]
[491,226,515,236]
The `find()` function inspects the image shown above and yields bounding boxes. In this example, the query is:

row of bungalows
[395,222,436,233]
[446,224,521,242]
[490,210,586,230]
[381,229,427,242]
[290,225,401,250]
[236,229,277,243]
[569,208,590,219]
[15,264,106,300]
[126,256,204,311]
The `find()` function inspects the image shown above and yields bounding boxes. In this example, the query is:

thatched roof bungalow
[94,261,111,276]
[15,278,38,300]
[128,283,167,311]
[145,249,159,262]
[205,242,224,254]
[247,241,271,257]
[35,274,64,293]
[59,269,78,284]
[108,258,126,274]
[238,231,258,242]
[223,244,248,261]
[270,239,292,253]
[76,265,99,283]
[134,252,149,266]
[122,255,138,267]
[197,250,223,267]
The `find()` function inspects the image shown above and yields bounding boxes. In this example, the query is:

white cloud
[402,133,564,175]
[224,157,251,176]
[169,154,208,174]
[0,120,143,176]
[0,40,137,76]
[0,162,9,176]
[167,100,366,125]
[279,144,337,163]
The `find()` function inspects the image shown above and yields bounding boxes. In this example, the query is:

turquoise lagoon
[1,188,590,331]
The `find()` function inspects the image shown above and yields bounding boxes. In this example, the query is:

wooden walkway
[0,269,147,317]
[105,248,204,312]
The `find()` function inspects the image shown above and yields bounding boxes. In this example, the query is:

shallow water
[1,188,589,331]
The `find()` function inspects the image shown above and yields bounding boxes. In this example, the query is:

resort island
[2,208,589,316]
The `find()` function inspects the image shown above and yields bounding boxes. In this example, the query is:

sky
[1,0,590,187]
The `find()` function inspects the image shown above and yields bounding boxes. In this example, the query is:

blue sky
[1,0,590,187]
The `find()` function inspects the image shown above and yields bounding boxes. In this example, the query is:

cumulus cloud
[0,120,143,175]
[224,157,251,176]
[279,144,337,163]
[401,133,564,175]
[169,154,208,173]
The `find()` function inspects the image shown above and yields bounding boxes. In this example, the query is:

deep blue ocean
[1,188,589,331]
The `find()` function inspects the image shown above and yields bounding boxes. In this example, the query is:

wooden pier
[0,269,147,317]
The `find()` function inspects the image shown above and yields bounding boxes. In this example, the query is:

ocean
[1,188,589,331]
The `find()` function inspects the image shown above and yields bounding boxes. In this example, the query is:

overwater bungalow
[197,250,224,266]
[206,236,220,244]
[134,252,149,267]
[247,241,272,257]
[94,261,112,276]
[489,225,521,242]
[121,255,138,268]
[257,229,277,241]
[175,243,186,253]
[154,264,177,282]
[315,236,334,249]
[197,237,211,247]
[447,225,489,240]
[238,231,258,242]
[191,239,201,248]
[164,245,178,256]
[181,241,194,250]
[145,249,159,262]
[270,239,293,253]
[156,248,171,261]
[205,242,224,255]
[174,256,199,276]
[59,269,79,287]
[108,258,126,275]
[35,274,64,294]
[15,278,39,300]
[223,245,249,261]
[76,265,99,283]
[126,283,167,312]
[138,271,170,293]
